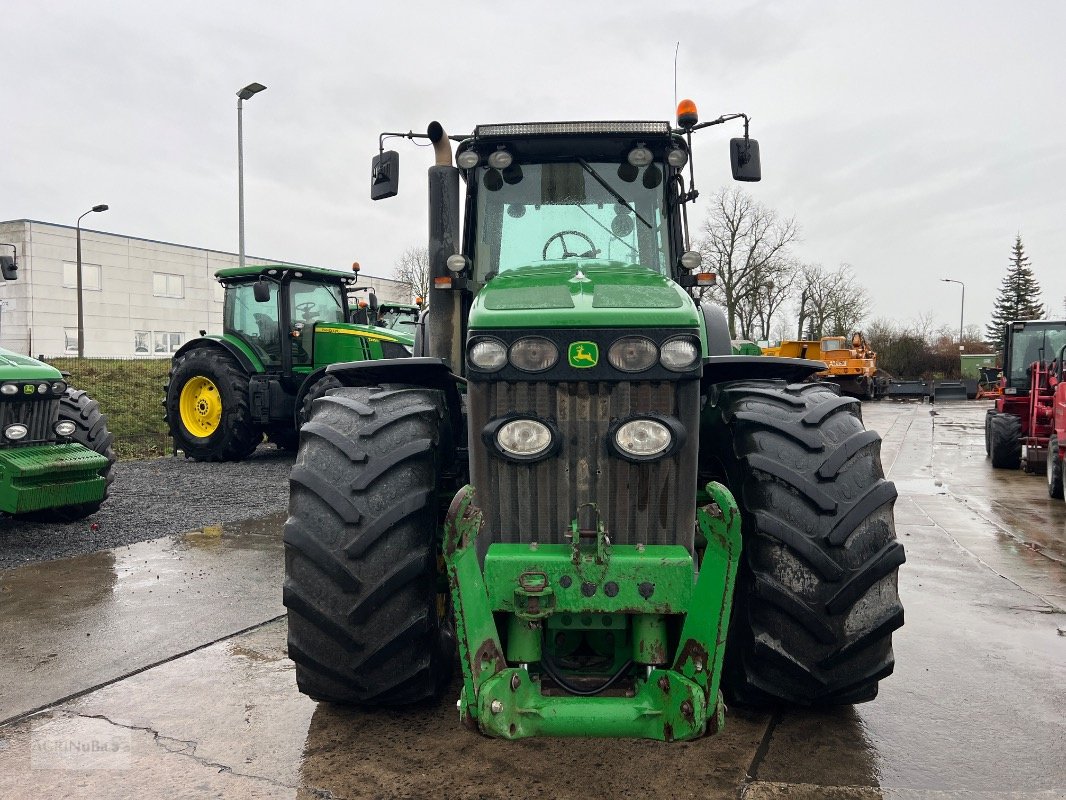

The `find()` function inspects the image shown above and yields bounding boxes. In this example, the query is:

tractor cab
[219,266,353,370]
[1001,320,1066,394]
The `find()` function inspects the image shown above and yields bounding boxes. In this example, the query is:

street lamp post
[76,204,109,357]
[237,82,267,268]
[940,278,965,346]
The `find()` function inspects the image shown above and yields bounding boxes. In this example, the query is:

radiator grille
[469,381,699,547]
[0,399,59,446]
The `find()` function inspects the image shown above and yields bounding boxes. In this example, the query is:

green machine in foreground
[164,264,414,461]
[0,254,115,518]
[282,104,905,741]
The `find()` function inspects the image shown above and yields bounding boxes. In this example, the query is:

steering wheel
[294,301,317,322]
[542,230,598,260]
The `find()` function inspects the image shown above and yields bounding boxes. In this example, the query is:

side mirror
[253,280,271,303]
[371,150,400,200]
[367,291,379,312]
[0,255,16,281]
[730,138,761,182]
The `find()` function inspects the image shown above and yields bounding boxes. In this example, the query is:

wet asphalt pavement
[0,400,1063,799]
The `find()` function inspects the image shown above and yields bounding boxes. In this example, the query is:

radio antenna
[673,41,680,111]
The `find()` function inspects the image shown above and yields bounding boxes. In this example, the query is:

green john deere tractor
[283,106,904,741]
[164,264,414,461]
[0,252,115,519]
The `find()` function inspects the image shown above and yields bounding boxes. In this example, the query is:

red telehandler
[985,320,1066,491]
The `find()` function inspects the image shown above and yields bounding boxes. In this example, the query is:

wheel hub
[179,376,222,437]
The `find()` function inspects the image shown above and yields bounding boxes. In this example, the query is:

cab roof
[214,264,356,283]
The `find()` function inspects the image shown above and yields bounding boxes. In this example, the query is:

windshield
[289,279,344,325]
[1008,323,1066,387]
[378,307,418,330]
[472,161,670,282]
[822,338,847,351]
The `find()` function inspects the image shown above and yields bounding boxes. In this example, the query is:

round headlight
[4,423,29,441]
[51,381,67,395]
[468,338,508,371]
[667,148,688,168]
[680,250,702,270]
[509,337,558,372]
[607,337,658,372]
[446,254,468,274]
[614,419,672,458]
[496,419,553,458]
[456,149,480,169]
[660,337,700,371]
[37,383,49,394]
[627,146,654,167]
[55,420,77,437]
[487,149,513,170]
[0,383,17,395]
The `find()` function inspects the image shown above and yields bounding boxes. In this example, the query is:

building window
[134,331,151,354]
[62,262,102,291]
[152,273,184,298]
[64,328,78,353]
[153,331,183,354]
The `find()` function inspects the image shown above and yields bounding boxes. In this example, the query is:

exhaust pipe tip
[428,121,452,167]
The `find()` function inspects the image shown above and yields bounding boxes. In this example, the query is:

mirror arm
[377,129,467,156]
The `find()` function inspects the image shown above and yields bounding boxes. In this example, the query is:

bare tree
[795,263,870,338]
[392,245,430,301]
[697,187,799,337]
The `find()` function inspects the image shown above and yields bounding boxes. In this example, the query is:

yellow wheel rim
[179,376,223,437]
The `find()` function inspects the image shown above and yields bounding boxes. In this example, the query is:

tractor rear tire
[706,380,904,707]
[284,385,455,705]
[165,348,261,462]
[296,374,342,428]
[1047,435,1063,499]
[989,413,1022,469]
[36,389,117,521]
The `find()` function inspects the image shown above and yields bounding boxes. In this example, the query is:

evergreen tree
[986,235,1044,350]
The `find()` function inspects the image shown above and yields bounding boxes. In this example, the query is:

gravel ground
[0,445,295,569]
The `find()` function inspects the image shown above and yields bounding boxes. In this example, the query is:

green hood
[468,261,699,330]
[0,348,62,381]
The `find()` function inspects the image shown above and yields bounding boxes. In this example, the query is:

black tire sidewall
[166,349,260,460]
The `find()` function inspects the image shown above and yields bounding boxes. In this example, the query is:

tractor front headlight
[55,420,77,437]
[4,423,29,441]
[0,383,17,395]
[51,381,67,395]
[492,418,555,460]
[609,416,685,462]
[659,337,700,371]
[468,337,508,371]
[509,337,558,372]
[607,337,658,372]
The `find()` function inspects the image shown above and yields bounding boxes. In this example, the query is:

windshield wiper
[577,158,652,229]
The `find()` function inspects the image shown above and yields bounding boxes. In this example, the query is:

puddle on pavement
[0,511,288,725]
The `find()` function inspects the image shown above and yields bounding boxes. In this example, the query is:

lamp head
[92,204,108,213]
[237,82,267,100]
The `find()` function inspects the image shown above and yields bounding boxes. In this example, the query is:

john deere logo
[568,341,598,368]
[23,384,34,395]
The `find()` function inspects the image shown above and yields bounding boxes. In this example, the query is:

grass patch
[46,357,172,460]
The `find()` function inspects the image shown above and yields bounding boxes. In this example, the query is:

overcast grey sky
[3,1,1063,336]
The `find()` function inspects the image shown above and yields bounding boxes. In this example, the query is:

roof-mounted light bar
[474,121,671,138]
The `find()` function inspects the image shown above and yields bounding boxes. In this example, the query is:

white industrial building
[0,219,409,358]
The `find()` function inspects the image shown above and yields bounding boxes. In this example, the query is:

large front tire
[36,389,117,521]
[706,380,904,707]
[165,348,261,461]
[284,386,454,705]
[989,413,1022,469]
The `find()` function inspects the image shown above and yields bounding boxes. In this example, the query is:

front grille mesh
[0,399,59,446]
[469,381,698,547]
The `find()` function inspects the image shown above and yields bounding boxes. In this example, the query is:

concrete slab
[1,401,1064,798]
[0,512,286,723]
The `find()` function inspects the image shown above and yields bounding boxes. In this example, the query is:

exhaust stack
[426,122,462,370]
